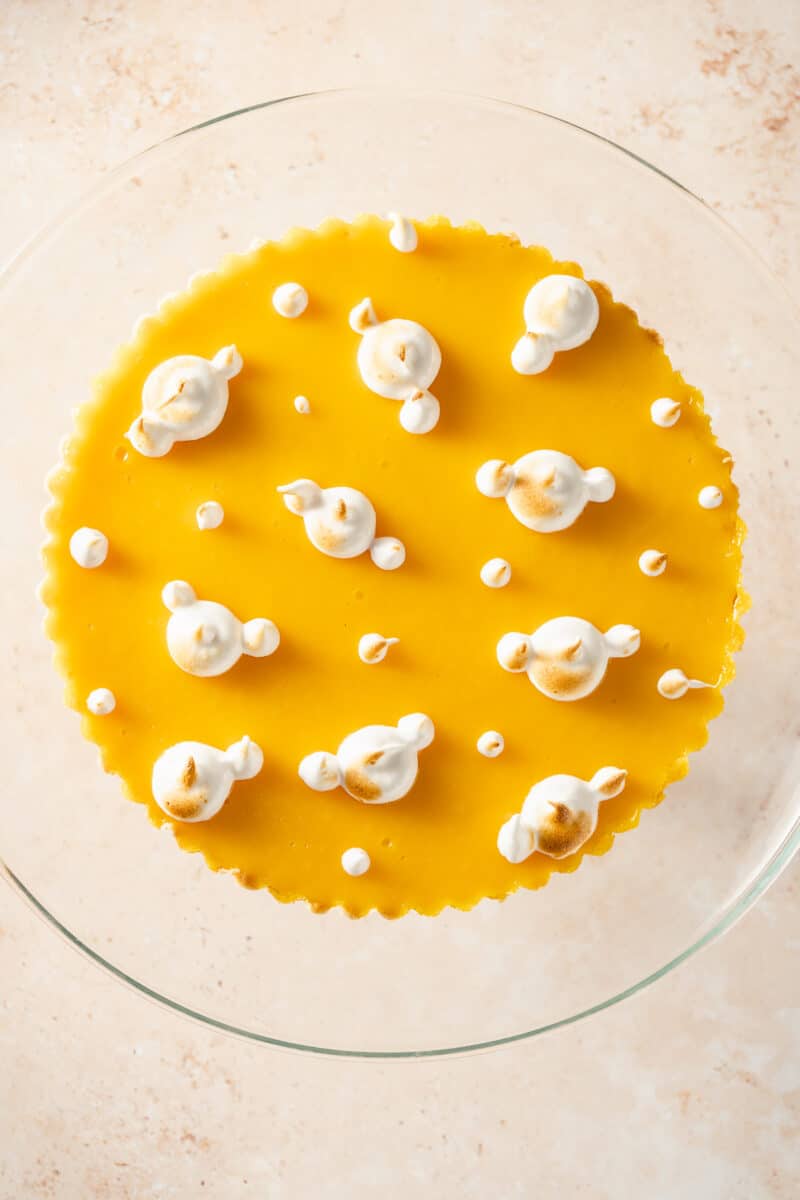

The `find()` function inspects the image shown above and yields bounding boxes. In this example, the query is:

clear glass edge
[3,87,800,319]
[3,822,797,1059]
[2,86,797,1058]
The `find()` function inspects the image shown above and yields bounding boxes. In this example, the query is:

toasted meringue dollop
[272,282,308,318]
[356,317,441,399]
[277,478,405,568]
[477,731,505,758]
[341,847,371,877]
[480,557,512,588]
[698,485,723,509]
[86,687,116,715]
[358,633,399,664]
[388,214,418,253]
[152,736,263,822]
[196,500,224,530]
[351,299,442,434]
[298,713,434,805]
[476,449,615,533]
[69,526,108,568]
[638,549,667,577]
[162,581,279,677]
[497,615,640,701]
[657,668,713,699]
[126,346,242,458]
[650,397,682,428]
[512,275,599,374]
[498,768,627,862]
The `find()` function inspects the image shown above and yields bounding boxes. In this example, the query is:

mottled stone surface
[1,2,798,1196]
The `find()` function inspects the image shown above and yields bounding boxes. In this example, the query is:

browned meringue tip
[181,756,197,787]
[561,638,583,661]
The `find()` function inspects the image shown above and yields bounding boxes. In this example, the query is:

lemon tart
[42,216,745,917]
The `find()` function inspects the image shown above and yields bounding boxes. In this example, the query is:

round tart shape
[42,216,744,917]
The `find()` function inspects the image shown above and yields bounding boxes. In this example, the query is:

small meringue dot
[480,557,511,588]
[698,485,723,509]
[358,633,399,665]
[657,669,689,699]
[293,395,310,414]
[87,687,116,715]
[272,282,308,318]
[341,847,371,877]
[650,397,681,428]
[370,538,406,571]
[69,527,108,569]
[196,501,224,530]
[638,549,667,577]
[477,731,504,758]
[388,214,418,253]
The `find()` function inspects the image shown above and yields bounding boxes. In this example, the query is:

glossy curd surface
[43,217,744,916]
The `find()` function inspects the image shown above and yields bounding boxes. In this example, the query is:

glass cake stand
[1,89,798,1058]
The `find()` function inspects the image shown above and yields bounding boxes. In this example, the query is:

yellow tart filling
[42,216,745,917]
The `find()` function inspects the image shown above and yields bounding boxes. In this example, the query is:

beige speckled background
[1,2,798,1196]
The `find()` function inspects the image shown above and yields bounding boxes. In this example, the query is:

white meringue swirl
[497,615,640,701]
[498,768,627,862]
[277,478,405,569]
[350,298,442,434]
[476,449,615,533]
[162,581,279,677]
[298,713,434,805]
[126,346,242,458]
[152,736,263,823]
[512,275,599,375]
